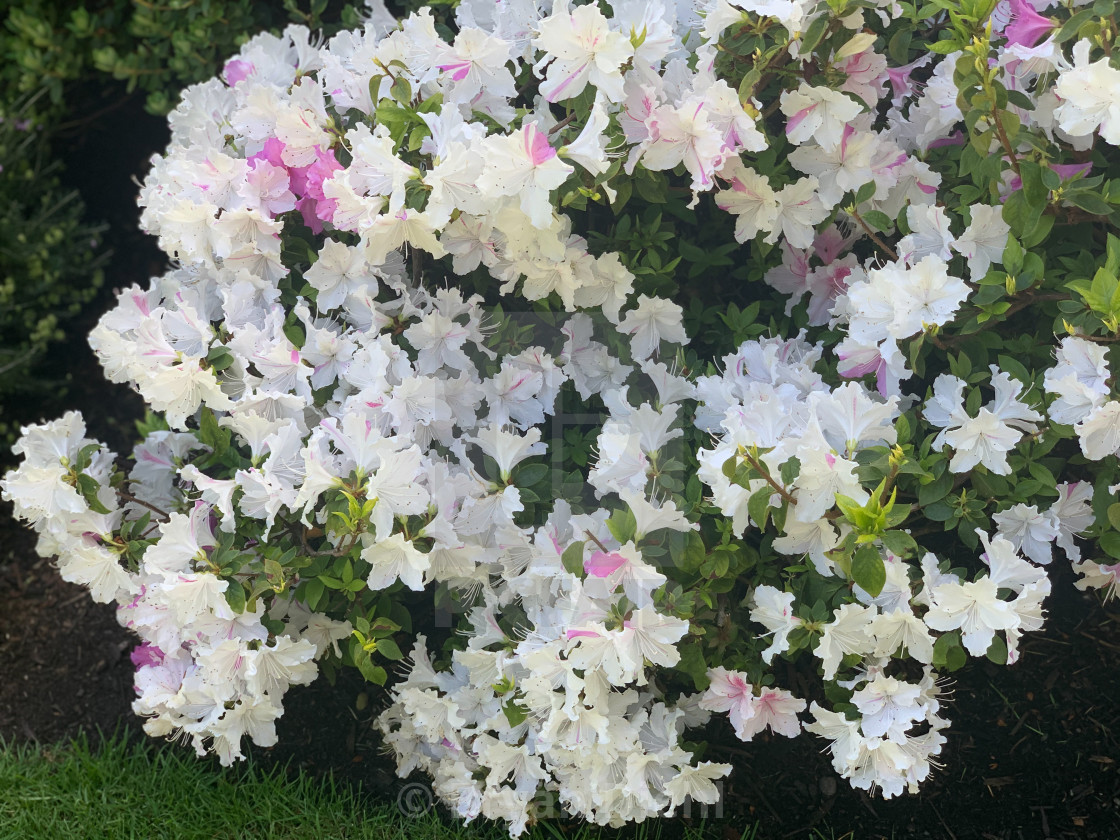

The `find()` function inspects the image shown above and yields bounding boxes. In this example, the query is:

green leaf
[946,642,967,671]
[369,617,401,638]
[1107,503,1120,532]
[634,170,668,204]
[1106,234,1120,276]
[368,74,384,103]
[1002,190,1040,240]
[1054,8,1095,43]
[75,473,112,515]
[206,344,235,373]
[933,631,967,671]
[610,177,633,212]
[126,540,150,560]
[407,126,428,152]
[1090,267,1120,318]
[932,631,955,666]
[985,634,1008,665]
[356,652,387,685]
[798,11,832,54]
[374,100,413,144]
[376,638,403,661]
[246,578,276,609]
[224,581,246,614]
[416,92,444,114]
[880,529,918,557]
[854,181,876,204]
[198,407,230,457]
[282,319,306,349]
[888,28,912,66]
[1002,236,1024,276]
[895,413,911,445]
[263,557,285,589]
[502,698,528,727]
[513,462,550,486]
[606,508,637,544]
[390,76,412,104]
[835,494,874,531]
[1100,530,1120,560]
[928,39,962,55]
[676,642,710,691]
[1006,89,1035,112]
[1065,189,1113,216]
[851,547,886,597]
[884,498,912,529]
[561,541,586,576]
[672,531,708,573]
[918,470,953,507]
[1021,213,1054,248]
[303,577,325,611]
[74,443,100,472]
[997,355,1031,386]
[861,210,893,232]
[924,500,956,522]
[748,486,774,530]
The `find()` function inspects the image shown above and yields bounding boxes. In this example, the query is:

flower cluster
[6,0,1120,832]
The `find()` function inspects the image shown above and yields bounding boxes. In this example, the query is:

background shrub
[0,95,107,444]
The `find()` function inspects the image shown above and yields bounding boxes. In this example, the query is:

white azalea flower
[534,3,633,103]
[361,532,431,591]
[954,204,1010,280]
[1054,39,1120,144]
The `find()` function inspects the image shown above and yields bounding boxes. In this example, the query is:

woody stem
[116,491,170,520]
[849,207,899,261]
[739,451,798,507]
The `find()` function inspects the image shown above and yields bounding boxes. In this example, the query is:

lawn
[0,732,759,840]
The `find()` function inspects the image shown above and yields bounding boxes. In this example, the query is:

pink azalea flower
[697,667,756,737]
[223,58,254,86]
[927,131,966,149]
[885,55,933,106]
[130,643,165,669]
[437,60,472,83]
[248,137,287,170]
[699,668,806,741]
[295,196,324,234]
[301,146,344,202]
[1004,0,1054,48]
[523,122,557,167]
[584,549,627,577]
[1006,161,1091,194]
[837,343,893,396]
[812,225,851,265]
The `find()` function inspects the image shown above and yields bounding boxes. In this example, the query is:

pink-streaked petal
[585,550,627,577]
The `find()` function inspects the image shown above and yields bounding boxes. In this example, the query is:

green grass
[0,733,759,840]
[0,733,497,840]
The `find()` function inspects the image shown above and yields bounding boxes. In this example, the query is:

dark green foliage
[0,98,107,444]
[2,0,366,117]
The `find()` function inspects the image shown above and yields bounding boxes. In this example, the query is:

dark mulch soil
[2,79,1119,840]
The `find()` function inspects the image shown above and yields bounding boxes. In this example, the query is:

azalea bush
[5,0,1120,832]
